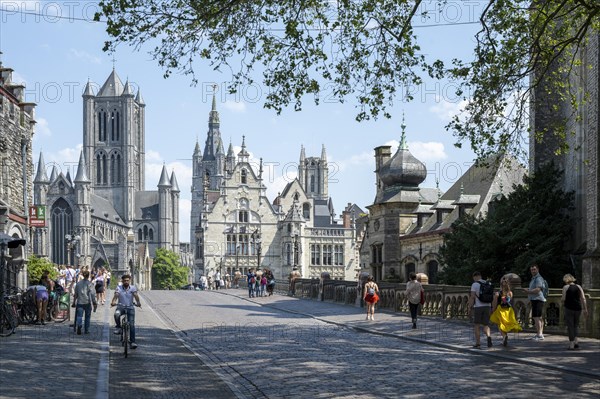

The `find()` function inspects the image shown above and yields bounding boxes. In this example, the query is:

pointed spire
[259,157,263,179]
[65,170,73,186]
[436,178,441,199]
[209,85,220,125]
[158,164,171,187]
[83,79,95,97]
[300,145,306,162]
[194,140,202,156]
[74,151,91,183]
[135,88,145,105]
[34,152,49,183]
[122,79,134,96]
[321,144,327,161]
[170,171,180,193]
[238,135,249,159]
[400,112,408,150]
[227,141,234,156]
[49,165,58,183]
[97,69,124,97]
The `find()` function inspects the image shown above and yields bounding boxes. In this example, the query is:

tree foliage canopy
[152,248,188,290]
[96,0,599,159]
[27,255,58,284]
[439,162,575,288]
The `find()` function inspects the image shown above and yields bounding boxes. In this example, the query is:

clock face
[374,220,380,231]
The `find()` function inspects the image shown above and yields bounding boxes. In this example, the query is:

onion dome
[379,118,426,188]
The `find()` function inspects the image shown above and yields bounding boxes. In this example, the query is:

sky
[0,1,488,243]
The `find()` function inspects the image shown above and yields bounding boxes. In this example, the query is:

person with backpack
[560,274,588,350]
[522,263,547,341]
[468,271,493,348]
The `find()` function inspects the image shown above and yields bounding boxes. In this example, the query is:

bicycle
[112,304,138,357]
[0,294,19,337]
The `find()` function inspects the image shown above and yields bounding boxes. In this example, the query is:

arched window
[303,203,310,219]
[110,153,116,184]
[149,228,154,241]
[115,111,120,141]
[51,198,73,265]
[241,169,247,184]
[143,225,148,240]
[310,175,315,192]
[111,111,116,141]
[138,228,142,241]
[427,260,439,284]
[405,263,416,283]
[116,154,121,183]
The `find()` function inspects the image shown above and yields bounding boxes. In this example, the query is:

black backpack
[477,280,494,303]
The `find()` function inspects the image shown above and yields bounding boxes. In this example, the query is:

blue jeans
[248,284,254,297]
[114,306,136,343]
[75,303,92,333]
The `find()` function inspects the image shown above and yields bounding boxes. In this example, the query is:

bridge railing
[288,278,600,338]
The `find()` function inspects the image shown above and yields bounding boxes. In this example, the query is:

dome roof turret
[379,119,426,188]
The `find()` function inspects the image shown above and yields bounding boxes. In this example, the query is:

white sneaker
[537,334,545,341]
[371,315,375,321]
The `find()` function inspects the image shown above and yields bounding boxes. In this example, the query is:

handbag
[420,290,425,305]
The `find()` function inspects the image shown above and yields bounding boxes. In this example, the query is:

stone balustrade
[290,278,600,338]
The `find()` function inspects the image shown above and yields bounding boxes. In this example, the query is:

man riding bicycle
[110,274,141,349]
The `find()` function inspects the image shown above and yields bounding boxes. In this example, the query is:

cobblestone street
[1,289,598,398]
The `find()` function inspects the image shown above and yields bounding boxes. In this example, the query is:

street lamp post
[252,229,261,270]
[65,233,81,267]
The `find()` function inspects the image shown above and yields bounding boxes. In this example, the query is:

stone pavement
[1,288,597,399]
[217,288,600,380]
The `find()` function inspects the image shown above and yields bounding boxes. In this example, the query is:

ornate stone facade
[32,70,180,285]
[191,99,359,282]
[0,62,35,289]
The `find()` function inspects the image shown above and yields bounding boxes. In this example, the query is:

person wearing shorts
[34,285,49,325]
[523,264,546,340]
[468,271,493,349]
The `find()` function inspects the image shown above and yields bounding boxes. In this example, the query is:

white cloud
[35,117,51,136]
[145,150,162,163]
[409,141,447,162]
[429,99,469,122]
[266,173,296,201]
[223,100,246,113]
[68,48,102,65]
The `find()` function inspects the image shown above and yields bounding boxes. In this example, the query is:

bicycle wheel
[0,304,16,337]
[123,323,129,358]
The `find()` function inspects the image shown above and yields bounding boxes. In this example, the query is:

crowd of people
[246,268,276,298]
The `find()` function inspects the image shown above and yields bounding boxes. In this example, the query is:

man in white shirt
[468,271,493,349]
[110,274,141,349]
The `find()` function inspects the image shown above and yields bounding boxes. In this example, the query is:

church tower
[190,93,225,243]
[298,144,329,200]
[82,69,145,225]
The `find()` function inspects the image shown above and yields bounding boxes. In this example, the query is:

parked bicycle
[0,292,20,337]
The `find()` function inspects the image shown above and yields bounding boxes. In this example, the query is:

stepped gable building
[530,30,599,289]
[190,99,359,282]
[32,69,180,289]
[0,61,35,289]
[360,122,525,283]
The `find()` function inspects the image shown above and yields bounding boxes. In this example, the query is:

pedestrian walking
[363,275,379,321]
[94,268,107,305]
[490,277,522,346]
[214,271,221,290]
[247,269,256,298]
[561,274,588,350]
[468,271,493,348]
[266,270,275,296]
[405,272,423,329]
[72,270,97,335]
[522,263,546,340]
[260,274,267,297]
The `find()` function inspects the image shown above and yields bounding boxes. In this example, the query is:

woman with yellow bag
[490,277,522,346]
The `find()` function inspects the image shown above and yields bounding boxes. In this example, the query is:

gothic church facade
[32,70,180,288]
